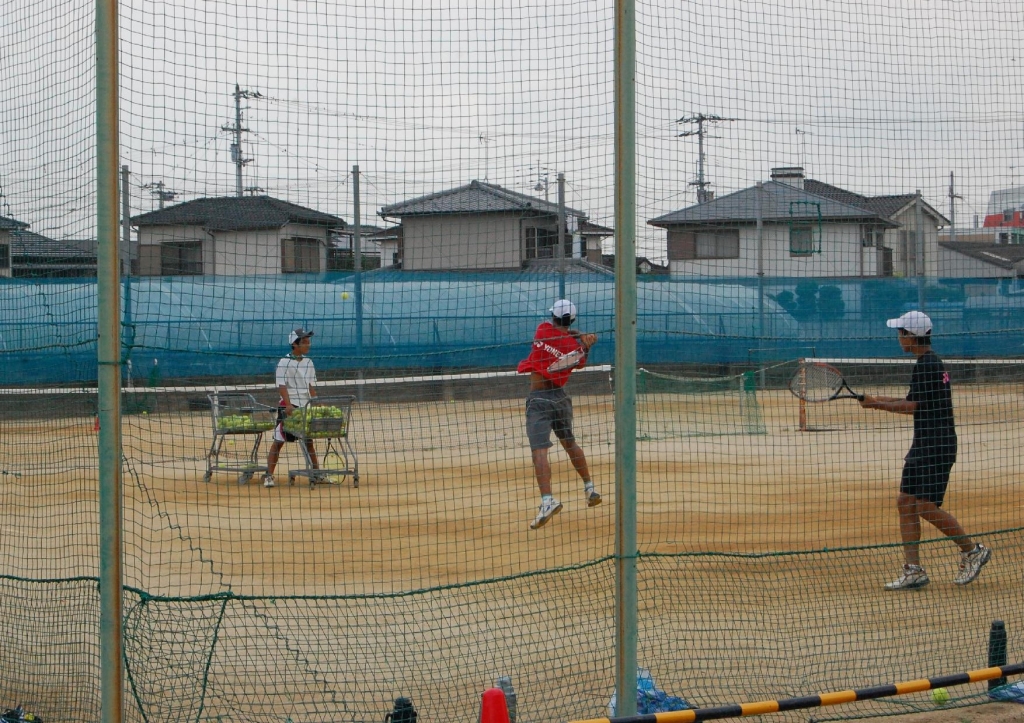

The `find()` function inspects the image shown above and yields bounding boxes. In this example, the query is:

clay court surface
[2,379,1022,720]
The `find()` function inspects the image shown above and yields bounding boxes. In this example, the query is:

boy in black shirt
[860,311,991,590]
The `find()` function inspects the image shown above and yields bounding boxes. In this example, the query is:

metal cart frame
[283,395,359,489]
[203,392,276,485]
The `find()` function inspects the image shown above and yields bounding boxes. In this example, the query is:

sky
[1,0,1023,260]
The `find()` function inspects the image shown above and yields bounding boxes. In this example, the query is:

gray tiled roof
[11,230,97,259]
[648,180,892,228]
[131,195,344,231]
[803,180,950,223]
[0,214,29,231]
[380,180,585,218]
[939,241,1024,270]
[580,219,614,236]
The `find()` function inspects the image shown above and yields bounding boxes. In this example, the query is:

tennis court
[3,370,1021,721]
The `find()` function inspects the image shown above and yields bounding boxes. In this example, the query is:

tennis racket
[547,348,585,373]
[789,362,864,402]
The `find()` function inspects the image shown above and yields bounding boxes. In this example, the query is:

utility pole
[121,166,131,273]
[142,181,176,209]
[121,165,134,384]
[222,84,262,196]
[533,162,550,202]
[916,190,925,310]
[352,165,363,366]
[949,172,963,244]
[677,113,736,204]
[557,172,566,298]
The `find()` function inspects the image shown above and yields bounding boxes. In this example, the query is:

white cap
[288,327,314,345]
[549,299,577,322]
[886,310,932,336]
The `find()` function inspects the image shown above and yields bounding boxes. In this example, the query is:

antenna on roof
[677,113,736,203]
[478,132,491,182]
[795,128,813,171]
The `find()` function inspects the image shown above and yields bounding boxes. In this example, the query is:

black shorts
[525,388,574,450]
[900,455,956,506]
[274,406,298,443]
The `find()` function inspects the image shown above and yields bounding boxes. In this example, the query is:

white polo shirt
[275,355,317,407]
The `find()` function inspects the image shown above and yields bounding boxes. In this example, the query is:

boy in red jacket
[517,299,601,529]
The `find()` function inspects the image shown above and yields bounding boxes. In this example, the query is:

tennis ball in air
[341,292,350,300]
[931,688,950,705]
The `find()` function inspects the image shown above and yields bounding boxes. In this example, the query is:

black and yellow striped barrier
[572,662,1024,723]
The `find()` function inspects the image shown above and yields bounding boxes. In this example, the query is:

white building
[650,168,948,278]
[379,180,594,271]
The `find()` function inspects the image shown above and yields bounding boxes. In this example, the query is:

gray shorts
[525,388,575,450]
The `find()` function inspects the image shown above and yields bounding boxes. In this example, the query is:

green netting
[3,0,1024,721]
[636,367,767,438]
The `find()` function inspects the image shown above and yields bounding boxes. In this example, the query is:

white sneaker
[530,497,563,530]
[954,544,991,585]
[885,564,930,590]
[585,485,602,507]
[262,474,275,488]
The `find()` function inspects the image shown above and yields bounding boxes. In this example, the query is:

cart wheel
[238,472,253,486]
[288,473,296,486]
[202,471,213,483]
[353,475,359,489]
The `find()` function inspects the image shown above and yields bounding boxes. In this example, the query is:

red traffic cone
[480,688,511,723]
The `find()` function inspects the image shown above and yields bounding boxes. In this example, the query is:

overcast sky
[2,0,1022,259]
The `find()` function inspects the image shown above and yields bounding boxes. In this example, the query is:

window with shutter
[666,231,696,260]
[160,242,202,275]
[282,238,321,273]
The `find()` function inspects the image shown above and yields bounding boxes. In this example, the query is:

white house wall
[670,222,873,277]
[215,229,282,274]
[403,214,521,270]
[886,206,941,278]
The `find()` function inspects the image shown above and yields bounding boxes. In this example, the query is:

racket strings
[794,364,844,402]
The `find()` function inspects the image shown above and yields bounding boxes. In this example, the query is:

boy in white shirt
[262,328,319,488]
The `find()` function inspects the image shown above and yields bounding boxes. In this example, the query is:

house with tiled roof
[1,215,98,278]
[131,196,344,275]
[649,167,948,278]
[379,180,601,270]
[0,214,27,278]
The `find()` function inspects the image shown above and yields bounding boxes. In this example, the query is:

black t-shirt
[905,349,957,460]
